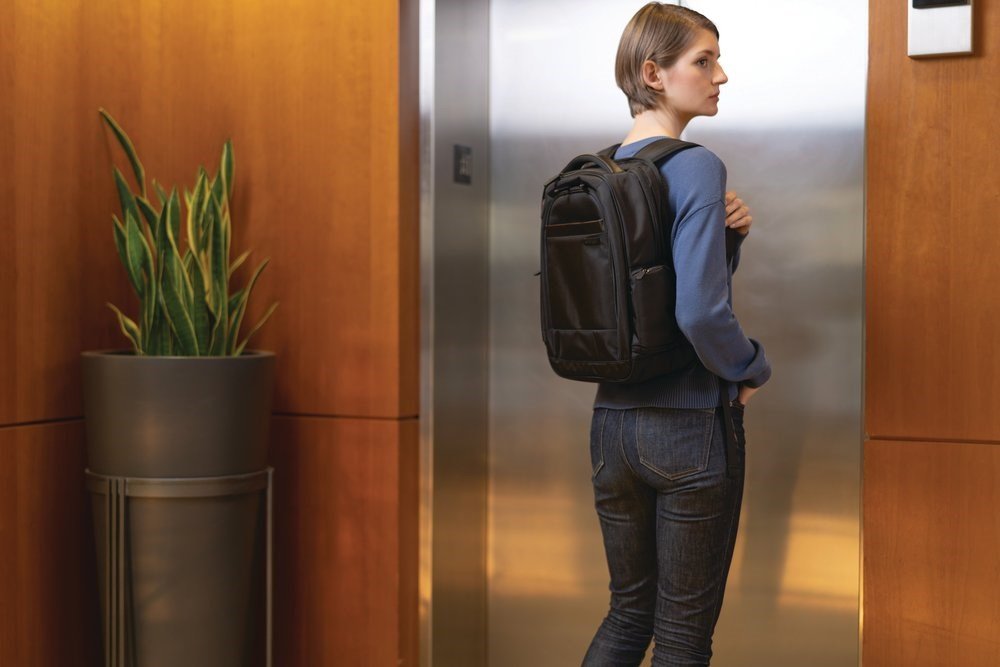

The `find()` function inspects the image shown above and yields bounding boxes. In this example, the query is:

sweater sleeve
[728,229,746,274]
[669,161,770,389]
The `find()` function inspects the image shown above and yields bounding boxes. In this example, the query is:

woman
[583,4,772,666]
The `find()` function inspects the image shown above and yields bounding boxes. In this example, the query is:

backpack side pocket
[629,264,680,351]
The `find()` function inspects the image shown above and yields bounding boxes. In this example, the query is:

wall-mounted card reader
[908,0,973,57]
[912,0,968,8]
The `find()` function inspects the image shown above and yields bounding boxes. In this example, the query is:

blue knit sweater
[593,136,772,410]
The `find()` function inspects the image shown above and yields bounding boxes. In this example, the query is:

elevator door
[487,2,866,665]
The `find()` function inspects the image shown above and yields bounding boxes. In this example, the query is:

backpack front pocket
[544,220,616,331]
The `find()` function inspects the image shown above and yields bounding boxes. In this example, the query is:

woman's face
[648,29,728,119]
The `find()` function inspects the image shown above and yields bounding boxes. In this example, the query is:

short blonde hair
[615,3,720,118]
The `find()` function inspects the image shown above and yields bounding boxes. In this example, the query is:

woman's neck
[621,107,691,145]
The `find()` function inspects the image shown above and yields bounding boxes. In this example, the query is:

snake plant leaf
[155,286,178,354]
[161,244,199,355]
[197,176,214,251]
[227,287,245,317]
[233,301,278,357]
[220,140,234,200]
[228,250,250,279]
[210,171,225,210]
[146,298,169,355]
[164,204,196,313]
[199,208,215,315]
[200,193,214,260]
[209,173,231,255]
[226,288,247,354]
[131,209,153,271]
[179,253,195,313]
[99,109,146,198]
[112,167,142,230]
[208,310,226,355]
[195,179,215,254]
[154,180,169,207]
[142,269,158,348]
[187,171,209,255]
[136,196,159,241]
[189,254,211,349]
[106,302,142,354]
[198,168,213,230]
[154,191,169,253]
[100,115,274,357]
[185,175,198,253]
[207,195,229,355]
[110,215,140,296]
[211,194,228,276]
[167,188,181,257]
[227,257,269,354]
[124,211,152,299]
[213,187,231,269]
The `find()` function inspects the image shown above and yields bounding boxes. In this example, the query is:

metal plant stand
[85,467,273,667]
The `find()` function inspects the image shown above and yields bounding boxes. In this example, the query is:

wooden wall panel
[270,415,418,666]
[866,0,1000,664]
[0,422,101,666]
[864,440,1000,667]
[866,0,1000,441]
[2,0,128,425]
[4,0,419,424]
[3,0,420,664]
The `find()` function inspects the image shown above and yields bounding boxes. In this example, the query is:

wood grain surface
[1,1,131,425]
[270,415,419,666]
[866,0,1000,441]
[866,2,1000,663]
[0,421,101,666]
[864,439,1000,667]
[2,0,419,425]
[3,0,421,664]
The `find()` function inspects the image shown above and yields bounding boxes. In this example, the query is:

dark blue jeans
[582,403,746,666]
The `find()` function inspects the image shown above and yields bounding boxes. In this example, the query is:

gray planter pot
[81,349,275,667]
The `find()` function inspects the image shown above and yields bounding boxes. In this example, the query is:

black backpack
[538,137,703,384]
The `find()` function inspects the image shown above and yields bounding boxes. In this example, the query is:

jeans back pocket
[635,408,715,480]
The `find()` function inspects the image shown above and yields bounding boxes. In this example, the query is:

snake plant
[99,108,277,356]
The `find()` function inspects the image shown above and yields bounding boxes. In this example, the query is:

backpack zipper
[631,265,665,280]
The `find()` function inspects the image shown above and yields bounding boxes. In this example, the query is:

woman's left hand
[725,191,753,236]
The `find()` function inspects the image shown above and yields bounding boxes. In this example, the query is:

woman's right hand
[737,384,760,406]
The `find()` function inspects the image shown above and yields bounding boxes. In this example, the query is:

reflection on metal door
[485,1,865,665]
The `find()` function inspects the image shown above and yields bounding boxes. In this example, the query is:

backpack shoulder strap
[632,137,701,163]
[596,143,620,159]
[625,138,735,261]
[595,137,700,164]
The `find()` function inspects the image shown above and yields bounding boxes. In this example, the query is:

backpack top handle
[561,153,624,174]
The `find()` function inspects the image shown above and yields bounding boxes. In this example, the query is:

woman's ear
[642,60,664,91]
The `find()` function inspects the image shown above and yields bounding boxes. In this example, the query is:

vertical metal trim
[116,478,126,665]
[425,0,491,662]
[858,32,871,667]
[102,478,128,667]
[418,0,436,664]
[267,467,274,667]
[104,478,113,667]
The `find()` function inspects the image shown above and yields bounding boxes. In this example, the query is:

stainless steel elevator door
[487,1,866,665]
